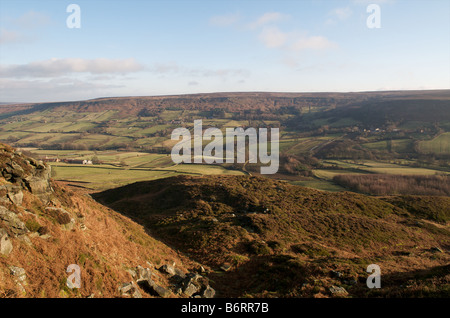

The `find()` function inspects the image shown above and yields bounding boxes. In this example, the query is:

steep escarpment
[0,143,210,298]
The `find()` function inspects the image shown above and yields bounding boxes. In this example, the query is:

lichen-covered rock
[137,278,171,298]
[0,206,29,237]
[135,265,152,282]
[0,228,13,255]
[1,144,52,203]
[118,282,142,298]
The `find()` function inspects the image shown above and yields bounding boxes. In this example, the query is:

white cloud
[352,0,393,4]
[258,26,289,48]
[326,7,353,25]
[258,27,336,52]
[331,7,353,20]
[148,62,250,80]
[248,12,290,29]
[291,35,337,51]
[0,58,145,78]
[0,78,123,103]
[193,68,250,78]
[13,11,50,28]
[150,62,181,74]
[209,11,336,54]
[0,11,51,45]
[0,28,22,44]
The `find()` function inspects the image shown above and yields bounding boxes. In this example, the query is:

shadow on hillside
[351,264,450,298]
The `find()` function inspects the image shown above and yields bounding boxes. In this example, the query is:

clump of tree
[277,154,320,176]
[333,174,450,196]
[314,140,375,160]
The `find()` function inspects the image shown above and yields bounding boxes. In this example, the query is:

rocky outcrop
[0,184,23,206]
[0,144,56,264]
[1,143,214,299]
[178,272,215,298]
[0,144,52,203]
[121,263,216,298]
[0,206,29,237]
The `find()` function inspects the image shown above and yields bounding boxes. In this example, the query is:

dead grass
[93,175,449,297]
[0,180,199,298]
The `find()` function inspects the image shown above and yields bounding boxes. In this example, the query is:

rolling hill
[93,174,450,297]
[2,141,448,298]
[1,90,448,197]
[1,90,449,156]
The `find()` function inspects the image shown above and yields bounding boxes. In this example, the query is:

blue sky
[0,0,449,102]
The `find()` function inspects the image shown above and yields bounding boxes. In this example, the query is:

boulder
[179,272,212,297]
[159,263,186,278]
[329,285,348,297]
[8,162,25,178]
[0,184,24,205]
[201,286,216,298]
[9,266,27,282]
[24,165,53,202]
[135,265,152,282]
[26,177,51,196]
[0,228,13,255]
[0,206,29,237]
[174,268,186,279]
[9,265,27,295]
[138,278,171,298]
[183,282,200,297]
[119,282,142,298]
[159,264,176,276]
[7,190,23,206]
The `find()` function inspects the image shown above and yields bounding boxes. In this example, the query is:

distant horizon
[2,87,450,105]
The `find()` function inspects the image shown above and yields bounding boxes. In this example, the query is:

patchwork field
[1,91,448,195]
[20,148,245,191]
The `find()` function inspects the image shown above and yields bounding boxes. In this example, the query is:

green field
[418,132,450,155]
[313,159,448,181]
[24,148,246,191]
[312,169,364,180]
[51,162,245,191]
[362,139,414,153]
[51,164,177,190]
[289,179,346,192]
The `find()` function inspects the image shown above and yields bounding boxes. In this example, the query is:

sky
[0,0,449,103]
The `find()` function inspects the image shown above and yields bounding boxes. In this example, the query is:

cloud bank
[0,58,145,78]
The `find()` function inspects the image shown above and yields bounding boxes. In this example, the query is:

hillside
[1,90,449,157]
[1,90,448,196]
[0,143,212,298]
[1,141,449,298]
[93,174,450,298]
